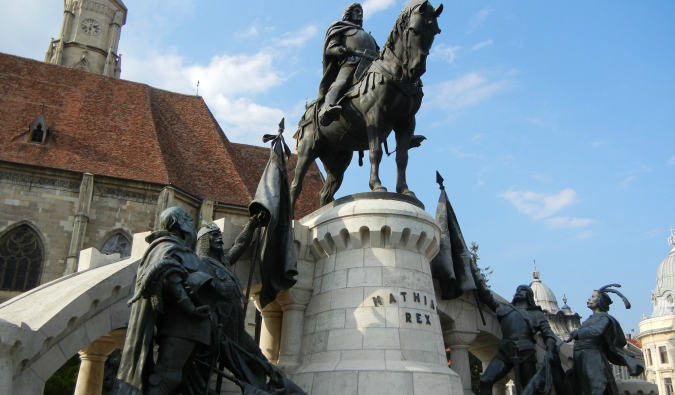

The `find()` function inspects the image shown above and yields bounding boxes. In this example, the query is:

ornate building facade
[638,229,675,395]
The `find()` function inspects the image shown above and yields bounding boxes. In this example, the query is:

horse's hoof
[402,190,417,199]
[372,186,387,193]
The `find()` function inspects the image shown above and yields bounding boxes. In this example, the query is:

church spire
[532,259,540,281]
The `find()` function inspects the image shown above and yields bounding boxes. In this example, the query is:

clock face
[80,19,101,35]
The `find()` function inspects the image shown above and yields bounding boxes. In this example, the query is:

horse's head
[406,0,443,77]
[383,0,443,80]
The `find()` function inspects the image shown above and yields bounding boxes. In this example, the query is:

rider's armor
[320,26,379,126]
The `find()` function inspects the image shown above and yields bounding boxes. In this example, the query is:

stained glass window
[100,233,131,257]
[0,226,43,291]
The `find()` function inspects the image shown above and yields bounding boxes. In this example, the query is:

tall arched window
[0,225,43,291]
[100,232,131,257]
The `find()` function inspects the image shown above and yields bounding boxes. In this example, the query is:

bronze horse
[291,0,443,213]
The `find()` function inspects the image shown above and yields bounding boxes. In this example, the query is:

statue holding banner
[113,121,305,394]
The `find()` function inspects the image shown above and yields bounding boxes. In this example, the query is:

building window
[665,378,673,395]
[0,226,43,291]
[660,346,669,364]
[100,233,131,257]
[647,349,653,366]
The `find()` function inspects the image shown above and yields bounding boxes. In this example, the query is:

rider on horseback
[318,3,379,126]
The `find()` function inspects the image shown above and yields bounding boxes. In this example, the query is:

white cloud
[440,146,485,160]
[502,189,578,219]
[545,216,595,229]
[429,72,513,111]
[209,96,284,145]
[471,133,484,142]
[124,51,283,97]
[278,25,318,47]
[668,155,675,165]
[236,26,260,39]
[502,188,595,232]
[468,7,494,34]
[430,44,461,64]
[618,162,651,188]
[591,141,604,148]
[123,50,286,146]
[532,174,553,182]
[576,230,595,240]
[362,0,397,18]
[472,39,493,51]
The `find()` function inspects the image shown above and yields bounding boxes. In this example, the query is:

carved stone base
[289,194,462,394]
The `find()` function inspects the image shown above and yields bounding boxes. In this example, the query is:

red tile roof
[0,52,323,217]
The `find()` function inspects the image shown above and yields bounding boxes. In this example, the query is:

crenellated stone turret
[284,193,462,395]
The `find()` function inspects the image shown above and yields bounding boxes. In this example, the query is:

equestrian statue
[290,0,443,214]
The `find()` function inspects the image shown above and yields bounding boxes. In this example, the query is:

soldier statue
[563,284,644,395]
[472,267,558,395]
[193,216,269,376]
[113,207,212,395]
[113,207,304,395]
[317,2,379,126]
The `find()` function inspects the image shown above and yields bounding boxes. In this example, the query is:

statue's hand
[564,331,577,343]
[344,46,355,56]
[176,298,211,320]
[254,210,269,226]
[194,305,211,318]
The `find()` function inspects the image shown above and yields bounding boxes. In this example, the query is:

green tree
[469,352,483,394]
[44,354,80,395]
[470,242,492,285]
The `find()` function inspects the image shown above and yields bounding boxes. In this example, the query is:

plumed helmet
[595,284,631,311]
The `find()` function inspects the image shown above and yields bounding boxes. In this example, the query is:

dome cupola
[650,227,675,318]
[530,261,561,314]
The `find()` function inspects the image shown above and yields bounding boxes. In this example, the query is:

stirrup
[319,104,342,126]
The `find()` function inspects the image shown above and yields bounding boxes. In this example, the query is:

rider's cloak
[317,20,363,103]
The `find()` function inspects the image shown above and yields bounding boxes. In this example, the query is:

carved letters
[370,289,435,326]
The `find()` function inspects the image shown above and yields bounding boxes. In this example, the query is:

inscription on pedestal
[370,289,435,326]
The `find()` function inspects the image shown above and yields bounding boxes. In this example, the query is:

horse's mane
[381,0,428,59]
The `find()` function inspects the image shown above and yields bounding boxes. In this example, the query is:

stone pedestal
[289,194,463,395]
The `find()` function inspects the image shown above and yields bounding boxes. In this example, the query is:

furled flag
[430,171,478,300]
[248,119,298,308]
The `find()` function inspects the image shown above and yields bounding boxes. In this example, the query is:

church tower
[45,0,127,78]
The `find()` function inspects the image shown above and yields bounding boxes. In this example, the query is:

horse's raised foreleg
[394,116,416,198]
[318,150,353,206]
[366,114,386,192]
[290,131,319,216]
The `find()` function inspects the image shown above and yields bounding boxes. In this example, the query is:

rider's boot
[319,87,342,126]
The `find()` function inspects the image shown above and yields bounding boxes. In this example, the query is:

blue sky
[2,0,673,331]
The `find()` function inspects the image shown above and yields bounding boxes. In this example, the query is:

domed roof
[650,230,675,318]
[561,294,574,315]
[530,264,560,313]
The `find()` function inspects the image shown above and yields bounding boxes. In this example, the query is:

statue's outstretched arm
[226,212,266,265]
[570,315,610,341]
[470,263,499,312]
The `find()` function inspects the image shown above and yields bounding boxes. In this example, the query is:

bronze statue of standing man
[317,3,379,126]
[472,265,558,395]
[563,284,644,395]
